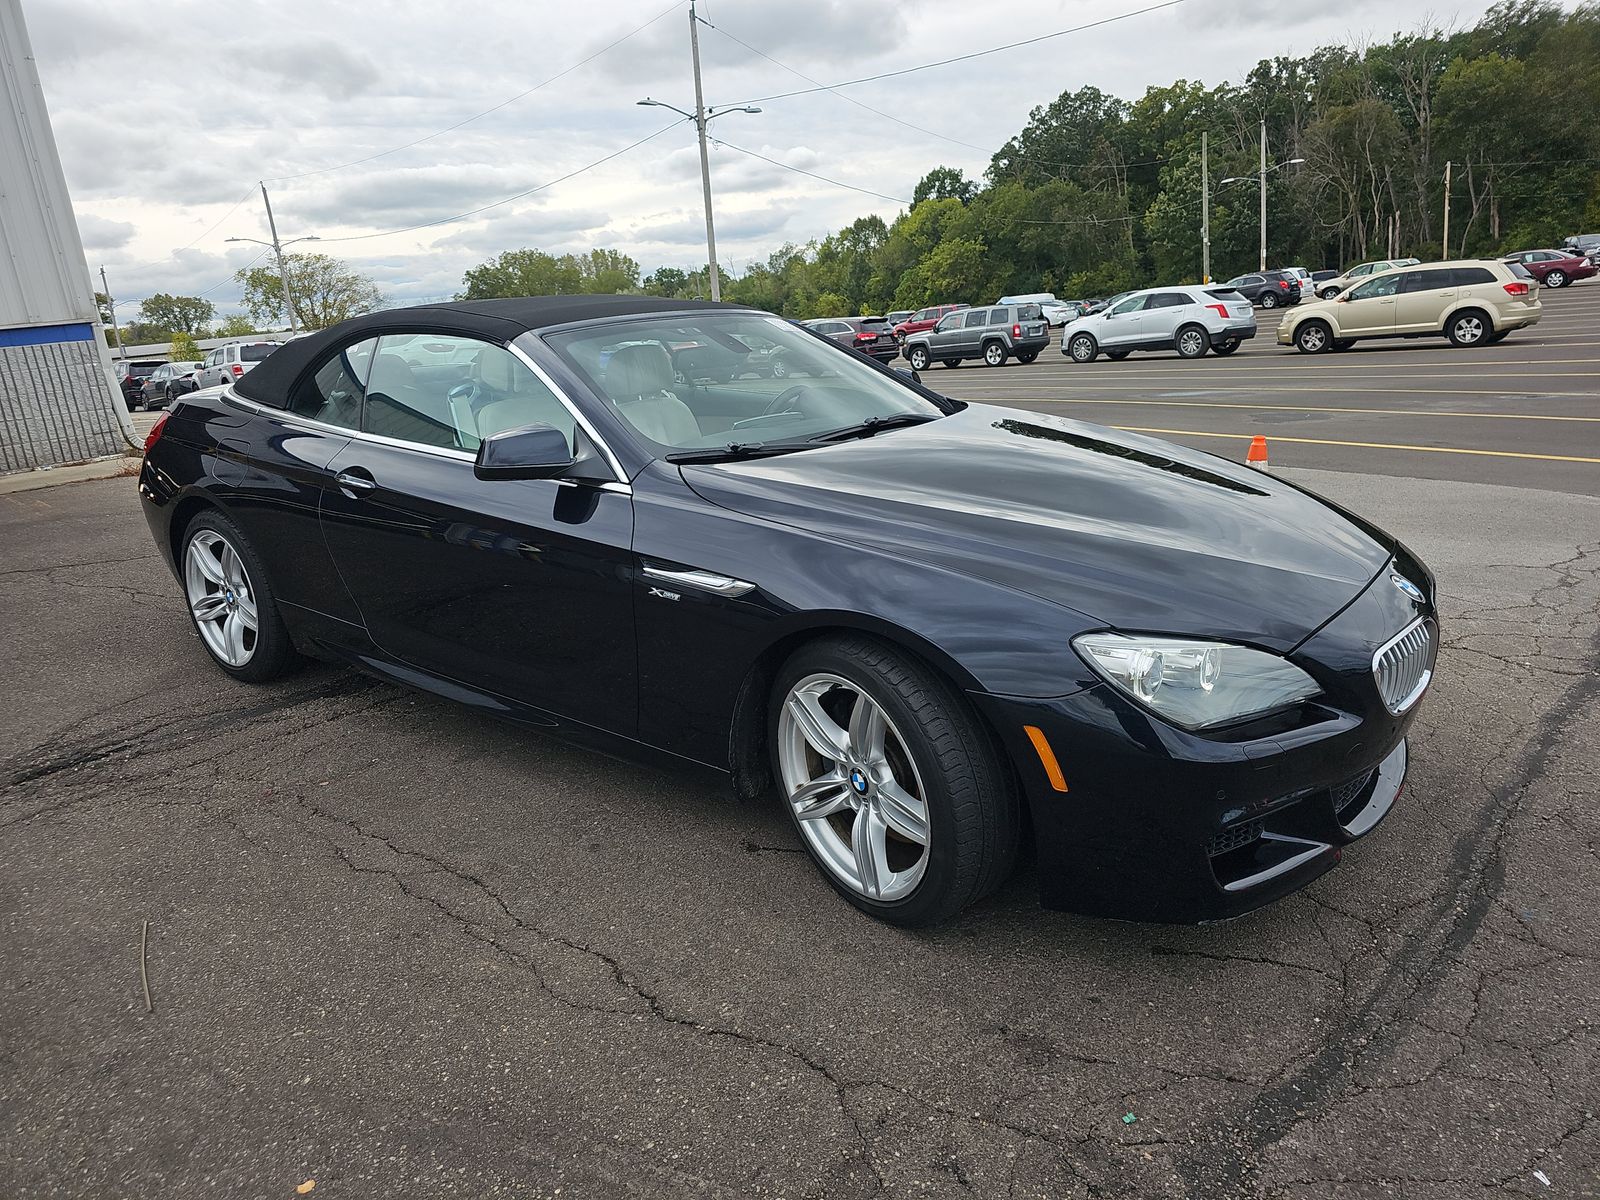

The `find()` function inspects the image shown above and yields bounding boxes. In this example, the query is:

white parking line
[983,397,1600,422]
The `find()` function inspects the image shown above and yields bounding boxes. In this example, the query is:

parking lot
[4,303,1599,1197]
[947,282,1600,497]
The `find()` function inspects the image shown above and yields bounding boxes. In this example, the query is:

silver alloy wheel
[984,342,1004,366]
[1261,292,1278,308]
[184,529,259,667]
[777,672,931,902]
[1546,269,1566,287]
[1178,328,1207,357]
[1298,323,1328,352]
[909,347,928,371]
[1453,314,1485,344]
[1070,335,1094,362]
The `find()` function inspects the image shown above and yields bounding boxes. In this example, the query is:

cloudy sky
[27,0,1523,316]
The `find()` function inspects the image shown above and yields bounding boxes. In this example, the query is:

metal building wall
[0,0,133,471]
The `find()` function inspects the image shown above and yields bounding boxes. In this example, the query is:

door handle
[335,469,376,497]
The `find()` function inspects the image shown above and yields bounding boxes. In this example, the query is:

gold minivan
[1277,260,1541,353]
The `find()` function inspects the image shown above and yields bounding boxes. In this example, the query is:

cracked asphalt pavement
[3,467,1598,1199]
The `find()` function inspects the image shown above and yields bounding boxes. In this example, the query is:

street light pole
[99,265,126,361]
[260,182,299,335]
[1259,119,1268,272]
[1201,131,1210,283]
[687,1,720,302]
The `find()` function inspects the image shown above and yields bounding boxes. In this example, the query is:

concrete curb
[0,453,139,494]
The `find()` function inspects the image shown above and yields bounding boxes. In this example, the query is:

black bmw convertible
[138,295,1437,925]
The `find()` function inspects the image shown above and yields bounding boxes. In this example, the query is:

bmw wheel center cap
[849,768,869,795]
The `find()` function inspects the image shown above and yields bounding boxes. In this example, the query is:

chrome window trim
[224,388,477,463]
[1371,616,1435,715]
[505,340,627,484]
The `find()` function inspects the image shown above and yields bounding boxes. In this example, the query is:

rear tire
[1016,351,1039,364]
[1106,349,1131,361]
[1447,309,1491,347]
[1295,320,1333,354]
[179,510,296,683]
[1260,292,1279,309]
[1067,332,1099,363]
[1211,338,1240,356]
[769,635,1020,927]
[1545,269,1567,288]
[942,359,962,369]
[1175,324,1209,359]
[982,341,1007,367]
[1332,339,1356,351]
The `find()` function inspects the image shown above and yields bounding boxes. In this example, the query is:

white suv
[1061,285,1257,363]
[195,340,281,390]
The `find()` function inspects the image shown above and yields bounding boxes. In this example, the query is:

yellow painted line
[1109,426,1600,464]
[988,397,1600,422]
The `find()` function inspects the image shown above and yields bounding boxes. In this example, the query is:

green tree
[912,167,977,205]
[236,253,383,330]
[459,247,642,299]
[138,293,215,336]
[215,314,257,337]
[168,330,204,362]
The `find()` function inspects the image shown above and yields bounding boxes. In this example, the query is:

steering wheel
[761,384,811,417]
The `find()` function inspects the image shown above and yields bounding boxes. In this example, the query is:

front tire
[1016,350,1039,364]
[1068,332,1099,363]
[907,346,929,372]
[1106,349,1131,361]
[180,511,295,683]
[1447,309,1491,347]
[1545,269,1567,288]
[942,359,962,369]
[1295,320,1333,354]
[1175,324,1209,359]
[770,636,1019,926]
[983,341,1007,367]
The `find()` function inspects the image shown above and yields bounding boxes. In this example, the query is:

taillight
[1503,281,1531,297]
[854,331,876,342]
[143,410,170,453]
[1278,280,1289,289]
[1012,323,1021,337]
[230,363,244,376]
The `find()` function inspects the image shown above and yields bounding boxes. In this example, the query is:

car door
[1335,272,1402,335]
[316,331,638,733]
[1098,293,1150,346]
[1140,292,1190,345]
[1395,268,1456,332]
[950,309,988,357]
[926,311,962,356]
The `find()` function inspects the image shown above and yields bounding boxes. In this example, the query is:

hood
[681,407,1393,651]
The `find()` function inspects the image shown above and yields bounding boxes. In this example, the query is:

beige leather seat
[472,349,575,444]
[603,344,702,446]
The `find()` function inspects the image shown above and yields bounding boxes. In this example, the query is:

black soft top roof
[234,294,743,406]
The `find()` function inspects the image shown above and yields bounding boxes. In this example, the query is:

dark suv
[1223,271,1302,308]
[802,316,899,364]
[902,304,1050,370]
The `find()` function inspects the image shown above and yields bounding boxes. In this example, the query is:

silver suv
[195,340,281,390]
[902,304,1050,371]
[1062,286,1257,363]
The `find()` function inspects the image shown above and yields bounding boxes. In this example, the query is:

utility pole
[260,182,300,335]
[1441,161,1452,260]
[1258,118,1268,272]
[1200,131,1210,283]
[687,1,720,302]
[98,265,126,360]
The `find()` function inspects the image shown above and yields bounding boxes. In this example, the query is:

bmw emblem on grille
[849,768,869,795]
[1390,572,1425,604]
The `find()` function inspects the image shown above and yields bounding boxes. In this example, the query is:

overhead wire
[263,0,685,182]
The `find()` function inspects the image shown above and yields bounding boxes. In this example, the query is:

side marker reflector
[1023,725,1068,793]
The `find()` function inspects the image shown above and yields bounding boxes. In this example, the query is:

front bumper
[971,559,1436,922]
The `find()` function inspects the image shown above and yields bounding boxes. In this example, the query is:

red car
[891,303,968,340]
[1502,249,1597,288]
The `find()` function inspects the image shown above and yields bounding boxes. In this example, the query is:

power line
[732,0,1188,106]
[264,0,685,182]
[316,120,684,243]
[712,139,912,205]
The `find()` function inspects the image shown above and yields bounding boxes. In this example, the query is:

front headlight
[1073,633,1321,730]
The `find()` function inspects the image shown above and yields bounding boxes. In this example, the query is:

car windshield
[546,312,943,455]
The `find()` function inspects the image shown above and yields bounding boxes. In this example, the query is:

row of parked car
[115,340,284,409]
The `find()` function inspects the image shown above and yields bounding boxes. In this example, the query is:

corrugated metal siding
[0,0,96,330]
[0,335,124,470]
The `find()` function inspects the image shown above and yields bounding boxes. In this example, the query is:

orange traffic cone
[1246,436,1270,471]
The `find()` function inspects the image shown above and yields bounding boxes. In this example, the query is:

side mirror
[892,366,923,386]
[1335,294,1349,303]
[474,423,575,481]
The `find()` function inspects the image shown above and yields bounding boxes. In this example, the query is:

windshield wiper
[664,441,812,464]
[809,412,940,443]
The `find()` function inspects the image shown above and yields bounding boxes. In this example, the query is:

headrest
[605,343,675,400]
